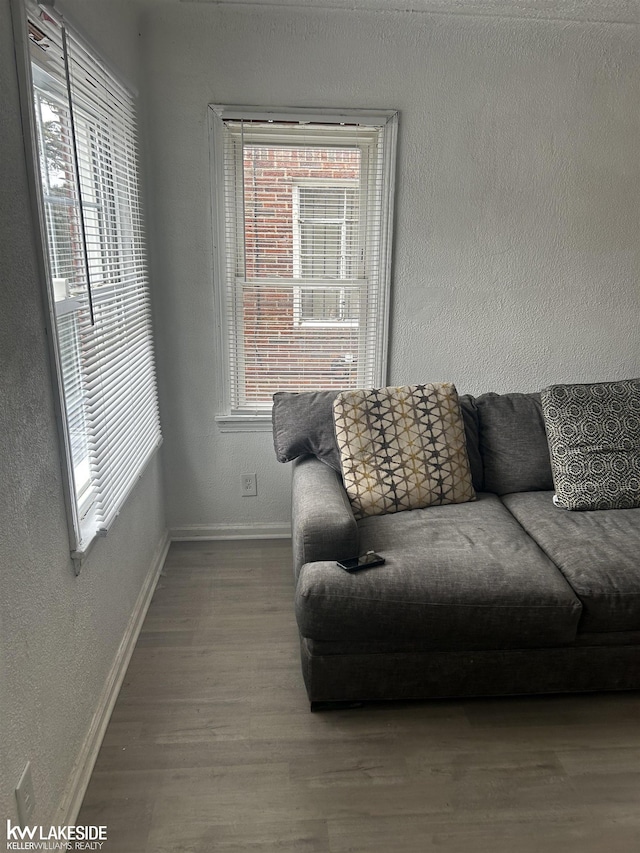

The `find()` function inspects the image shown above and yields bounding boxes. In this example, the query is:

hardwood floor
[78,540,640,852]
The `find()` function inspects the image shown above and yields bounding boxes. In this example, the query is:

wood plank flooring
[78,540,640,852]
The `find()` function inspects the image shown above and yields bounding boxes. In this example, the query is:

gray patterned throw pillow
[541,379,640,511]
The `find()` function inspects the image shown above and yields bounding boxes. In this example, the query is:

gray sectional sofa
[273,388,640,707]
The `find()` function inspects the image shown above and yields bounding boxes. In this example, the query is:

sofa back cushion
[272,390,342,471]
[272,389,484,491]
[476,391,553,495]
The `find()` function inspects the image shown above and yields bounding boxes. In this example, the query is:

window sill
[215,413,273,433]
[71,507,105,575]
[69,437,162,573]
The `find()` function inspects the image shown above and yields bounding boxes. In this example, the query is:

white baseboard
[170,522,291,541]
[57,529,171,827]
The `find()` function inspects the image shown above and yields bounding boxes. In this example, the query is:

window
[209,107,398,423]
[292,182,359,326]
[21,3,161,566]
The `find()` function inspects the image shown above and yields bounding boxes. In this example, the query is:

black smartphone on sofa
[337,552,385,572]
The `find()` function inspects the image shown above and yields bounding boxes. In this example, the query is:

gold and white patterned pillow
[333,383,476,519]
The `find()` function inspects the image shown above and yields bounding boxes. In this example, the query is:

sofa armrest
[292,456,359,581]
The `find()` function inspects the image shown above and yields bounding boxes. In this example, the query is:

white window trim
[208,105,398,430]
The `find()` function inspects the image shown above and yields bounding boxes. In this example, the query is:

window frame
[12,0,162,570]
[208,105,398,432]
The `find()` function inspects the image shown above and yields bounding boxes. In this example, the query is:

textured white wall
[141,2,640,532]
[0,0,166,826]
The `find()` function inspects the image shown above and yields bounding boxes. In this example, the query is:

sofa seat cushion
[501,491,640,633]
[295,493,582,650]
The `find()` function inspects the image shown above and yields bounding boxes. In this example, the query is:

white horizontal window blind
[25,3,161,562]
[209,107,398,417]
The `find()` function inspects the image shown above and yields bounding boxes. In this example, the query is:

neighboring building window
[292,182,359,326]
[23,4,161,564]
[209,106,398,418]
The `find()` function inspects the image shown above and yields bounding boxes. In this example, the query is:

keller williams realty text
[6,820,107,850]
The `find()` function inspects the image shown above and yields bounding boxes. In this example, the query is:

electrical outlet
[16,762,35,827]
[240,473,257,496]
